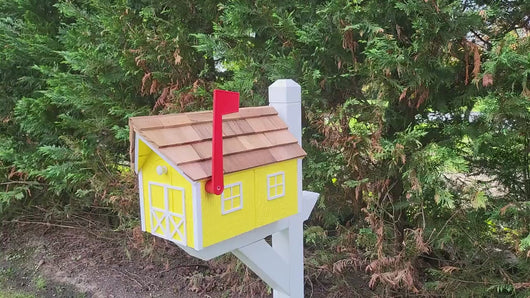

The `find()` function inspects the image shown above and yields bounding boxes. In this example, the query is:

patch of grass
[33,275,46,290]
[0,267,33,298]
[0,290,34,298]
[0,261,32,298]
[0,267,16,281]
[0,249,85,298]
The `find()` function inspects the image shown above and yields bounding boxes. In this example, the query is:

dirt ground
[0,217,248,298]
[1,215,374,298]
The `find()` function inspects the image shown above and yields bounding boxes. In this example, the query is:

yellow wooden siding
[254,160,298,227]
[141,151,195,249]
[136,137,151,171]
[138,134,299,249]
[201,159,298,247]
[201,170,256,247]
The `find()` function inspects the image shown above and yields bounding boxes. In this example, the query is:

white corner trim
[134,134,140,174]
[298,158,303,215]
[267,172,285,200]
[138,170,146,231]
[221,182,243,215]
[192,181,203,250]
[301,191,319,221]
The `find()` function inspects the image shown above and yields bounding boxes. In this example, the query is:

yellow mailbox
[129,104,306,251]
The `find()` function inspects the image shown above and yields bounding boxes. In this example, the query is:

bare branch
[470,29,492,50]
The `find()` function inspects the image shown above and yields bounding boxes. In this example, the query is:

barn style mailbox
[130,80,318,297]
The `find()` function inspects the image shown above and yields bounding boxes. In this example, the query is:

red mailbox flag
[205,89,240,195]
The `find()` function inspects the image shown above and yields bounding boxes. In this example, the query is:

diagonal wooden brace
[233,239,291,295]
[232,191,319,297]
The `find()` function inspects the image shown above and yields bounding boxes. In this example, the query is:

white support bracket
[233,191,319,297]
[233,239,291,295]
[301,191,319,221]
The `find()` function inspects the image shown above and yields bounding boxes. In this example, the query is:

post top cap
[268,79,301,103]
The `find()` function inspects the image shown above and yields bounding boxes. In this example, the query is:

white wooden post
[268,79,302,145]
[231,79,317,298]
[269,79,304,298]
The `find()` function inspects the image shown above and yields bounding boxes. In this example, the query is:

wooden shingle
[159,145,200,165]
[130,106,306,181]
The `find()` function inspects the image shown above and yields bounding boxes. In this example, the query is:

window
[221,182,243,214]
[267,172,285,200]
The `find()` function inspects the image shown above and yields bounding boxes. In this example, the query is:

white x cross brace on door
[148,182,186,245]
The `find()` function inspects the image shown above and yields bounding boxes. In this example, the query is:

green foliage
[520,233,530,252]
[0,0,63,217]
[470,32,530,202]
[195,0,530,294]
[1,0,529,295]
[0,0,219,219]
[303,225,327,248]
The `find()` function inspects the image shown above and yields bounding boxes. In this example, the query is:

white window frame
[221,182,243,215]
[267,172,285,200]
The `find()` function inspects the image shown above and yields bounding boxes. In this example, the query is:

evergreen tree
[0,0,218,218]
[0,0,63,214]
[195,0,529,294]
[0,0,528,294]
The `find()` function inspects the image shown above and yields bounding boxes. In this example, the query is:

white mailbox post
[232,79,318,297]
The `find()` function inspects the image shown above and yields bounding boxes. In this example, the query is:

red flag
[214,89,239,115]
[205,90,240,195]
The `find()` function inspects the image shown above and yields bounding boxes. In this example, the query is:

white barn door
[148,182,186,245]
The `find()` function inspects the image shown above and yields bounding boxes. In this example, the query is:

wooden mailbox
[129,96,306,251]
[129,80,318,297]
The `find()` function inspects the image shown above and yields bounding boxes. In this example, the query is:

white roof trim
[136,134,196,185]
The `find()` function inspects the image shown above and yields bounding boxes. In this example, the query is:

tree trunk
[384,99,416,254]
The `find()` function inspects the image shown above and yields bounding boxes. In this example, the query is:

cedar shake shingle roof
[129,106,306,181]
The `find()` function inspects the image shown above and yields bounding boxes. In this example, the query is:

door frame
[147,181,187,245]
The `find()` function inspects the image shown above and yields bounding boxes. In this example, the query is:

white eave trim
[136,134,195,185]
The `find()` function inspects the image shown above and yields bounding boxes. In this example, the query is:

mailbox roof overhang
[129,106,306,181]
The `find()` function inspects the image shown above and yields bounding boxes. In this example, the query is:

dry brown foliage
[368,261,418,293]
[130,226,144,249]
[514,282,530,289]
[332,250,366,274]
[463,40,482,85]
[7,167,28,180]
[308,89,436,294]
[340,20,358,64]
[440,266,460,274]
[398,85,429,108]
[362,222,431,293]
[482,73,494,87]
[207,257,268,297]
[130,39,204,113]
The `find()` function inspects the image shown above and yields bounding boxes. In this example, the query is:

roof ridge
[132,106,278,131]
